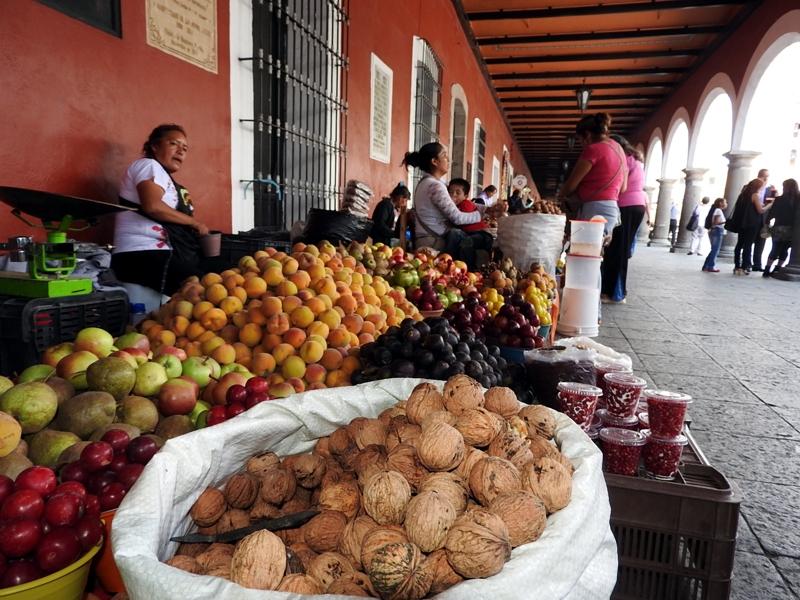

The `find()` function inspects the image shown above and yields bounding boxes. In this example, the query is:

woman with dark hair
[402,142,483,257]
[730,178,768,275]
[371,183,410,246]
[557,113,628,240]
[112,124,219,295]
[763,178,798,277]
[702,197,728,272]
[600,134,648,302]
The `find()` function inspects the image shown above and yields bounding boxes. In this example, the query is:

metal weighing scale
[0,186,133,298]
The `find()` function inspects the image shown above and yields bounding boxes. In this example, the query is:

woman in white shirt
[112,124,214,295]
[701,197,727,273]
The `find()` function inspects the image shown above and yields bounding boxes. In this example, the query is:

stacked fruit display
[520,199,563,215]
[406,279,462,312]
[0,465,104,588]
[163,378,574,597]
[483,294,545,350]
[353,318,507,389]
[480,258,519,294]
[442,293,491,337]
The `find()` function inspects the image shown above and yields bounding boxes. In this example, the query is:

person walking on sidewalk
[688,197,711,255]
[763,178,799,277]
[751,168,776,271]
[702,198,727,272]
[668,202,679,251]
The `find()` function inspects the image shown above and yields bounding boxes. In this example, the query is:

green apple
[219,363,253,378]
[0,377,13,396]
[74,327,115,358]
[181,356,221,388]
[133,362,168,397]
[115,332,151,354]
[17,364,55,383]
[189,400,210,426]
[155,354,182,379]
[56,351,99,390]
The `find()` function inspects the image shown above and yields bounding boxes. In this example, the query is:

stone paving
[594,245,800,599]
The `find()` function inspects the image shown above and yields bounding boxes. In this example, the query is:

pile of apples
[483,293,545,350]
[0,465,104,588]
[204,375,272,426]
[443,292,491,336]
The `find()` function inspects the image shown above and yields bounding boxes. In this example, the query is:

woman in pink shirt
[601,135,650,302]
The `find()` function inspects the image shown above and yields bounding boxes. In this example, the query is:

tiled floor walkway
[595,244,800,599]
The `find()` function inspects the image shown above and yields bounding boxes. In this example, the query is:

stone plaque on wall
[146,0,218,74]
[370,54,393,164]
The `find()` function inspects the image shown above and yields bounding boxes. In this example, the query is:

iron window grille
[410,40,443,190]
[473,123,486,195]
[250,0,348,230]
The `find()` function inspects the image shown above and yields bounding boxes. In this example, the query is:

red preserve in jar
[641,430,687,480]
[603,372,647,418]
[557,382,602,431]
[594,360,632,409]
[638,412,649,431]
[597,408,639,431]
[599,427,647,476]
[645,390,692,438]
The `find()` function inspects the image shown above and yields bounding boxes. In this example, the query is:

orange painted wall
[345,0,531,210]
[0,1,231,244]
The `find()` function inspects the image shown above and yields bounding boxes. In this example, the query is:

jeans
[602,205,645,301]
[703,227,724,270]
[734,226,758,270]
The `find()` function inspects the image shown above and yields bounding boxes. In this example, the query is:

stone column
[651,178,677,245]
[773,198,800,282]
[719,150,760,257]
[675,168,708,249]
[637,186,656,243]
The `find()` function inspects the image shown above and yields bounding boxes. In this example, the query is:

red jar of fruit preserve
[641,430,687,480]
[600,427,647,476]
[557,382,602,431]
[644,390,692,438]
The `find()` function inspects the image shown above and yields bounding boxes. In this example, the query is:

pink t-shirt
[617,155,647,208]
[577,140,626,202]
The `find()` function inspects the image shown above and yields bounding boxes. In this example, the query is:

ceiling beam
[492,67,684,81]
[501,94,663,103]
[505,104,651,112]
[467,1,748,21]
[485,49,701,65]
[495,82,673,93]
[476,24,726,47]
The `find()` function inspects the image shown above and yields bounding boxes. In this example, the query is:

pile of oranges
[138,241,421,392]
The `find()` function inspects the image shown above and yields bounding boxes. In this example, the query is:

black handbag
[685,212,699,231]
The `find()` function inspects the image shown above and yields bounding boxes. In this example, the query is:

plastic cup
[595,360,632,409]
[603,372,647,418]
[641,430,688,480]
[645,390,692,438]
[638,412,649,431]
[557,382,602,431]
[600,427,647,476]
[570,219,605,257]
[597,408,639,431]
[200,231,222,257]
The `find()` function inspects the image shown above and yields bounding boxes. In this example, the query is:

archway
[693,90,733,200]
[449,83,469,179]
[663,119,690,221]
[644,137,663,188]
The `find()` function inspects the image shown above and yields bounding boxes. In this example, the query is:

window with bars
[473,122,486,195]
[410,39,442,190]
[451,98,467,179]
[251,0,348,230]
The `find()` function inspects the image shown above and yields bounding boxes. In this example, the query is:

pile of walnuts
[166,375,574,598]
[523,199,563,215]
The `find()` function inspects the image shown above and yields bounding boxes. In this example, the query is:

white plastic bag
[496,213,566,274]
[557,337,632,370]
[113,379,617,599]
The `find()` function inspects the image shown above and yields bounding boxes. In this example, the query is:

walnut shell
[189,488,226,527]
[303,509,348,553]
[230,530,286,590]
[217,509,250,534]
[454,446,487,482]
[277,573,324,593]
[314,436,332,459]
[319,480,361,520]
[246,451,281,477]
[196,543,234,572]
[379,405,406,427]
[420,410,458,429]
[404,490,457,552]
[361,526,409,574]
[489,490,547,547]
[165,555,202,574]
[368,542,432,600]
[386,443,429,492]
[259,467,296,505]
[442,374,484,415]
[528,436,574,474]
[339,514,379,571]
[522,456,572,514]
[329,427,359,470]
[518,404,557,439]
[290,453,327,489]
[416,422,465,472]
[281,496,311,516]
[353,444,389,487]
[206,565,231,579]
[349,417,388,449]
[276,526,305,546]
[487,425,534,470]
[362,471,411,526]
[307,551,355,589]
[386,417,422,451]
[327,571,376,596]
[224,473,260,509]
[288,542,318,571]
[484,387,520,418]
[176,542,208,558]
[422,548,463,595]
[405,382,445,425]
[469,456,522,506]
[249,496,281,521]
[507,415,529,439]
[455,407,503,447]
[444,508,511,579]
[320,458,345,488]
[418,472,468,514]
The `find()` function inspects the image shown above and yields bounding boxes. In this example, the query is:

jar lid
[639,429,688,444]
[603,372,647,387]
[643,390,693,404]
[597,409,639,428]
[557,382,603,396]
[638,412,649,428]
[594,359,632,373]
[599,427,647,446]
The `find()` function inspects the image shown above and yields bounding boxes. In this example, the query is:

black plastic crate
[0,290,128,376]
[219,233,293,264]
[607,461,740,600]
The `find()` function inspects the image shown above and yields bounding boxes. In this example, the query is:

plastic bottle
[130,303,147,326]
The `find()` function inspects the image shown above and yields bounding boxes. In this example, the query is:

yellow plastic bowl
[0,543,101,600]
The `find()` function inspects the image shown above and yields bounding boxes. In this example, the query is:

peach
[212,343,237,366]
[325,369,348,387]
[292,242,307,253]
[233,343,252,367]
[319,309,342,330]
[260,296,283,318]
[282,295,303,314]
[348,332,360,347]
[290,306,314,328]
[306,263,325,282]
[286,377,306,393]
[266,312,290,335]
[341,355,360,376]
[261,333,282,352]
[247,306,268,326]
[268,373,285,386]
[174,300,194,319]
[342,256,356,269]
[219,296,244,316]
[320,348,343,371]
[200,308,228,331]
[276,280,298,296]
[306,321,329,339]
[361,321,376,336]
[335,295,357,315]
[192,301,214,320]
[283,327,307,349]
[327,327,350,348]
[220,325,239,344]
[304,296,326,316]
[251,353,277,376]
[304,363,327,384]
[186,322,206,341]
[299,340,324,364]
[297,252,317,271]
[239,323,263,347]
[201,273,222,287]
[231,286,248,304]
[201,335,225,356]
[306,335,327,348]
[313,277,337,298]
[270,382,295,399]
[333,306,346,319]
[232,311,249,329]
[263,266,284,287]
[305,244,320,257]
[333,270,351,284]
[206,283,228,305]
[272,343,296,365]
[185,341,203,357]
[317,294,333,311]
[358,333,375,345]
[171,315,190,336]
[289,270,311,290]
[239,255,258,272]
[281,355,306,379]
[334,282,350,297]
[308,382,327,390]
[282,257,299,275]
[342,314,364,334]
[244,276,268,298]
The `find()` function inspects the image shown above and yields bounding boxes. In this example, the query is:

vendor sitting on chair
[111,124,227,296]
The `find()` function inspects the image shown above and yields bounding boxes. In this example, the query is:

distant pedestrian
[687,196,711,255]
[751,168,776,271]
[729,178,770,275]
[702,197,728,272]
[763,178,798,277]
[668,202,679,251]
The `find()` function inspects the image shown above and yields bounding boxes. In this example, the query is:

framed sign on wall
[370,53,393,164]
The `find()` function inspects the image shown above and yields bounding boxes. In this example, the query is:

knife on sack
[170,509,319,544]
